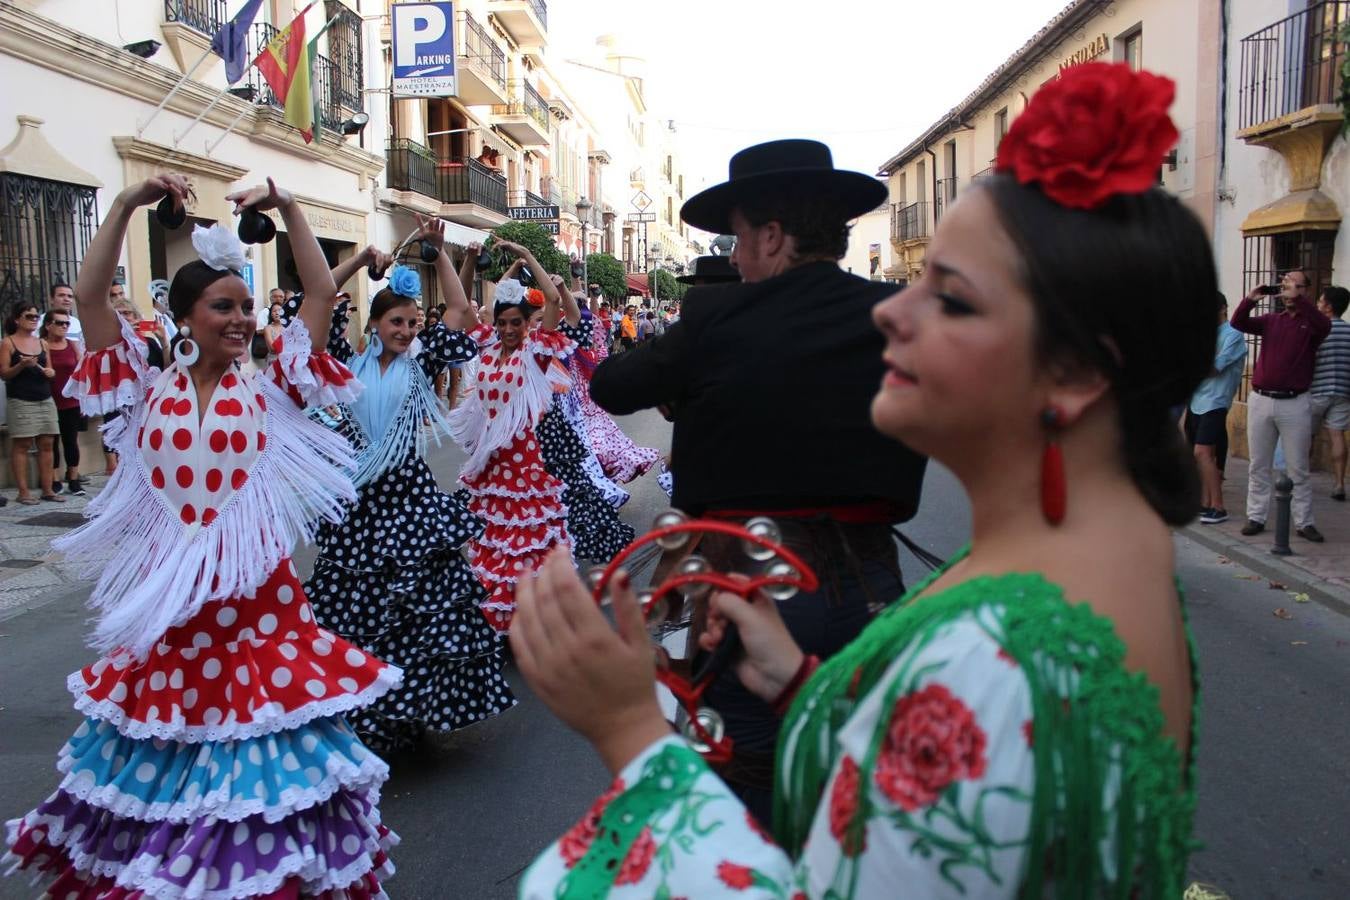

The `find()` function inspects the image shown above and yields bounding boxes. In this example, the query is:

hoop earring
[1040,406,1066,526]
[174,325,200,367]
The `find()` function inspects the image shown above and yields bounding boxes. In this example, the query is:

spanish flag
[254,2,317,143]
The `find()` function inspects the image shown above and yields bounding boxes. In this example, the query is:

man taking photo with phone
[1231,269,1331,541]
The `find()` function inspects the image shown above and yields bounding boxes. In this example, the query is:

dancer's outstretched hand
[511,547,670,773]
[118,174,191,209]
[227,176,291,213]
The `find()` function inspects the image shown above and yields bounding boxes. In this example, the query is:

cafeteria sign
[392,2,457,98]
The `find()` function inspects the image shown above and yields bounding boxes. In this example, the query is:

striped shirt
[1311,318,1350,398]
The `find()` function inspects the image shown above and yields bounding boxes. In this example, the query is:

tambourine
[585,511,818,765]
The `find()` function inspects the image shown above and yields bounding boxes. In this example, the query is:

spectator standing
[1230,270,1331,541]
[1310,285,1350,501]
[1,302,63,503]
[1188,294,1247,524]
[42,309,87,496]
[618,304,638,350]
[148,278,177,340]
[48,282,83,343]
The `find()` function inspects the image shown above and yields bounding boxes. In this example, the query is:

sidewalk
[1181,456,1350,616]
[0,474,106,620]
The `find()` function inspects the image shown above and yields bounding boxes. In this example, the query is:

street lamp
[648,242,663,310]
[575,196,592,290]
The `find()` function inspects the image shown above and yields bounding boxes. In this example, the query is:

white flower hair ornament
[493,278,526,308]
[386,265,422,300]
[191,223,246,273]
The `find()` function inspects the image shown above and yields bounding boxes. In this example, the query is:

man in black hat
[589,139,927,824]
[676,254,740,287]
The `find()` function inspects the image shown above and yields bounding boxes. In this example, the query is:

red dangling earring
[1040,406,1067,526]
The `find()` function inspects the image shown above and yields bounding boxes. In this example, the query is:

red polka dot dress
[449,324,576,633]
[4,319,403,898]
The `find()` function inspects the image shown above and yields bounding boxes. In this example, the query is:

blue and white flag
[210,0,265,84]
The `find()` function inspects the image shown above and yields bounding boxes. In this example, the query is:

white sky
[549,0,1073,194]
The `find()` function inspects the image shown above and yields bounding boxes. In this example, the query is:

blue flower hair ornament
[386,265,422,300]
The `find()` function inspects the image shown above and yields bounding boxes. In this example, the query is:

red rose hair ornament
[994,62,1179,210]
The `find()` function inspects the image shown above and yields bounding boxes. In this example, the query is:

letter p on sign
[393,4,448,68]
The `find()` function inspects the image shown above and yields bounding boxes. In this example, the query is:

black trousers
[697,518,904,827]
[52,407,83,471]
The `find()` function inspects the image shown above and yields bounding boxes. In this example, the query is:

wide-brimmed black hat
[676,255,740,285]
[680,139,887,234]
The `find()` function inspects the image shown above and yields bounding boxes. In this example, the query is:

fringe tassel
[352,365,450,488]
[55,376,359,661]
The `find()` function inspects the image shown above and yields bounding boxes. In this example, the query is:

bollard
[1271,475,1294,556]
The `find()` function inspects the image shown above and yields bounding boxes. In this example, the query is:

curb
[1180,523,1350,618]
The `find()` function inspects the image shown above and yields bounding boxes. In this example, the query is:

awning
[387,201,490,248]
[625,273,650,297]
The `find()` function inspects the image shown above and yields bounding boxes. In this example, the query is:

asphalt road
[2,409,1348,898]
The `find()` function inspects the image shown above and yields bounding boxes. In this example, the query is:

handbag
[250,331,270,360]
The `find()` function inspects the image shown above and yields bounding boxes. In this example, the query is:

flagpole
[173,90,230,146]
[136,46,215,138]
[205,103,253,157]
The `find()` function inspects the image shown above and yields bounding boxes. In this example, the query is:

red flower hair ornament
[994,62,1179,210]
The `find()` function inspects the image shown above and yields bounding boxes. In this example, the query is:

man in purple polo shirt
[1231,269,1332,541]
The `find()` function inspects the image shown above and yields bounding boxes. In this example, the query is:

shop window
[0,174,97,310]
[1236,228,1337,400]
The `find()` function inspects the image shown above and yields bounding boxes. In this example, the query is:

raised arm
[459,241,481,305]
[1229,289,1265,335]
[227,179,337,354]
[417,215,474,332]
[331,245,392,292]
[77,175,192,351]
[495,242,561,329]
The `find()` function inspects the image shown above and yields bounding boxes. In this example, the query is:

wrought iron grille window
[164,0,227,36]
[246,23,344,133]
[1236,228,1338,401]
[0,174,98,311]
[324,1,364,111]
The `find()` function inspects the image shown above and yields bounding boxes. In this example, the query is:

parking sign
[392,2,457,98]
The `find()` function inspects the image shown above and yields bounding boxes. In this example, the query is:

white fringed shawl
[56,319,362,660]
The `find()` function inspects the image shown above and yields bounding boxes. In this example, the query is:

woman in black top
[1,301,63,503]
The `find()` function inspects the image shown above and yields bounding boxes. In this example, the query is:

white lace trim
[54,372,360,660]
[67,665,403,744]
[55,753,389,825]
[65,318,158,417]
[275,317,363,408]
[464,481,563,501]
[471,525,568,557]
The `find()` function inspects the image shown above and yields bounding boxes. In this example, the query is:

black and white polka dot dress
[536,321,636,563]
[300,300,516,752]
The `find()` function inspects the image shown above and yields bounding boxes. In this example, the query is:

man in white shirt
[49,282,82,342]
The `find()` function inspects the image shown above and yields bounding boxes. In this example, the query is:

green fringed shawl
[774,549,1199,899]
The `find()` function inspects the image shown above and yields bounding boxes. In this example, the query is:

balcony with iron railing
[508,189,550,208]
[386,141,509,225]
[457,11,509,106]
[164,0,227,35]
[891,201,931,244]
[1238,1,1348,131]
[489,0,547,47]
[492,81,550,146]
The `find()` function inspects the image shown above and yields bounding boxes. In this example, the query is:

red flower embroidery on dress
[828,755,867,857]
[994,62,1179,210]
[614,829,656,886]
[996,647,1018,667]
[1023,719,1034,747]
[874,684,988,812]
[716,861,755,890]
[557,779,655,883]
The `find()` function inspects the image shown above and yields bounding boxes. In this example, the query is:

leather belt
[1253,388,1304,400]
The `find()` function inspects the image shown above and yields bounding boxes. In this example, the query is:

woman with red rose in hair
[511,63,1207,899]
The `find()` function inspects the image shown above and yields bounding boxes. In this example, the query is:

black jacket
[591,262,926,519]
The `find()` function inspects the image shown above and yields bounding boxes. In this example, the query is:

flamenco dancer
[568,290,661,486]
[513,64,1210,898]
[303,217,516,754]
[529,273,636,560]
[449,242,576,633]
[3,174,401,898]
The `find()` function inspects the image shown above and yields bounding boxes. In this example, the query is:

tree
[484,221,569,282]
[652,268,686,304]
[585,252,627,303]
